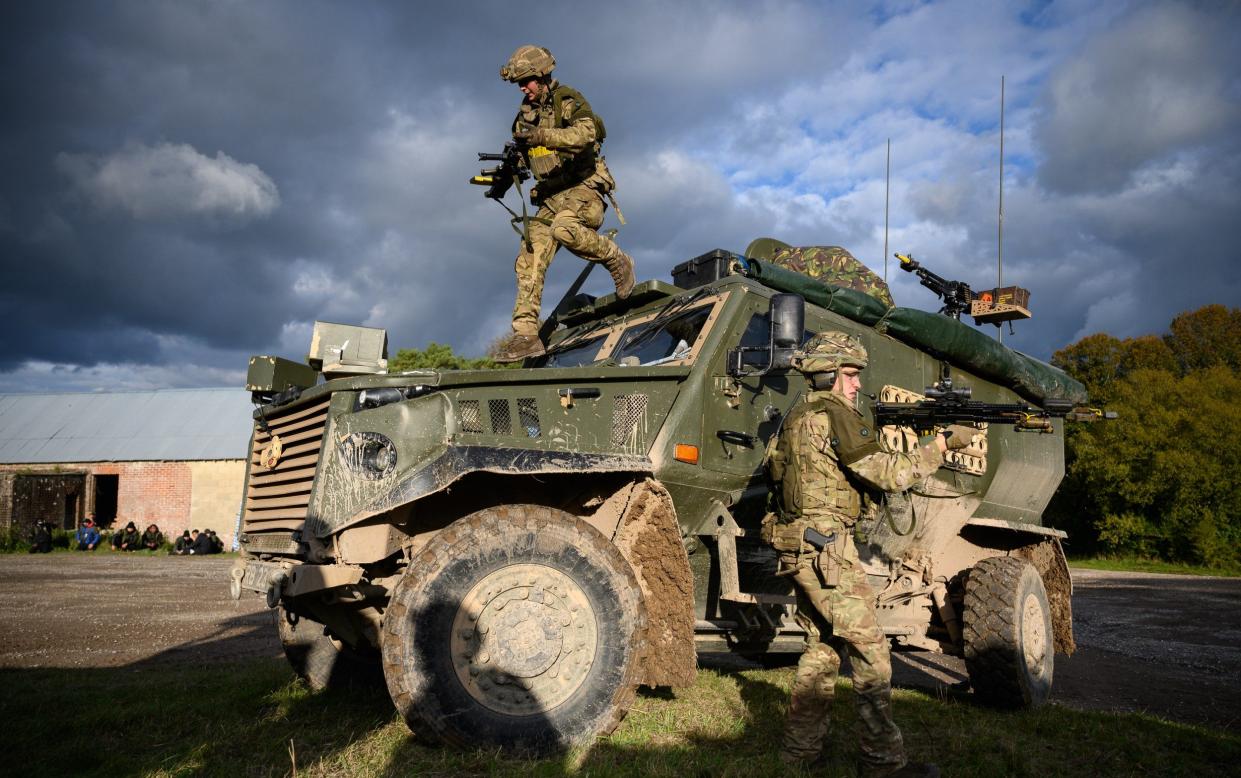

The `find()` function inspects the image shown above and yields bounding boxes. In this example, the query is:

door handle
[716,430,758,447]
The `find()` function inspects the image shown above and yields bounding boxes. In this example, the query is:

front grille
[243,395,330,537]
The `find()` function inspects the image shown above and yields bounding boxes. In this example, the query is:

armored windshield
[611,306,711,366]
[541,334,608,367]
[536,291,728,368]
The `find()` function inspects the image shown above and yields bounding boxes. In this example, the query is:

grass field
[5,658,1238,777]
[1068,556,1241,577]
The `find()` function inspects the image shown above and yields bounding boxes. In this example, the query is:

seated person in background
[29,520,54,554]
[141,524,163,551]
[111,521,141,551]
[206,529,225,553]
[190,529,217,555]
[172,530,192,555]
[76,517,100,551]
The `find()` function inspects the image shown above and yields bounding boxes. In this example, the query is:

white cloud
[56,141,280,222]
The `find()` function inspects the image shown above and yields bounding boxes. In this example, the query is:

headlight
[337,431,398,480]
[357,385,433,410]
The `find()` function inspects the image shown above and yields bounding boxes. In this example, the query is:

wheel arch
[961,519,1075,655]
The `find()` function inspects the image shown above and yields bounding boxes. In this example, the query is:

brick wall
[188,460,247,546]
[0,461,245,545]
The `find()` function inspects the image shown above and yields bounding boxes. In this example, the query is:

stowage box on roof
[672,249,736,290]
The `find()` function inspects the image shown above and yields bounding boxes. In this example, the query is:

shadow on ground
[4,615,1240,778]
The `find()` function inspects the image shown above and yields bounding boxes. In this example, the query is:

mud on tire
[963,555,1054,708]
[276,606,384,691]
[381,504,647,755]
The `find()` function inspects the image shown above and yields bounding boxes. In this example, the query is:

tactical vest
[765,395,881,527]
[517,84,606,193]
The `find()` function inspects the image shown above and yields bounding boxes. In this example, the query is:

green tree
[1060,367,1241,566]
[388,342,514,372]
[1049,303,1241,566]
[1164,304,1241,373]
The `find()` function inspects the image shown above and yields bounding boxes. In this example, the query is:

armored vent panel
[611,394,648,447]
[517,398,541,438]
[459,399,484,433]
[488,399,511,436]
[244,395,330,537]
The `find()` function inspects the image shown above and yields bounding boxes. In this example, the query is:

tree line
[1049,304,1241,567]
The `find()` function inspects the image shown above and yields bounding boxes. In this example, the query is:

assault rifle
[895,253,976,320]
[871,376,1117,434]
[469,142,530,201]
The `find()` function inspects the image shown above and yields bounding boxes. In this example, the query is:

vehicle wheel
[277,606,384,691]
[963,556,1054,708]
[381,504,646,755]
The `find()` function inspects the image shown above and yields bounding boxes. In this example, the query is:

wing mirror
[727,293,805,377]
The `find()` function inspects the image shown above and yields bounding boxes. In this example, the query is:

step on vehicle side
[230,243,1090,752]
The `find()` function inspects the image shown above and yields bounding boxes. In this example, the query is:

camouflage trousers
[780,528,905,772]
[511,183,623,338]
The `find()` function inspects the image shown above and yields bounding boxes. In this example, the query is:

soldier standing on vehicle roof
[492,45,635,363]
[764,331,966,777]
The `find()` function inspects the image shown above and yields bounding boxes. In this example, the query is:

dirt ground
[2,555,1239,731]
[888,568,1241,730]
[0,554,275,668]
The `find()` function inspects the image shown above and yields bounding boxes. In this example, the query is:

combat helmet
[501,45,556,82]
[792,330,868,375]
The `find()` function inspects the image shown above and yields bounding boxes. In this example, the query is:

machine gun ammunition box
[971,285,1032,325]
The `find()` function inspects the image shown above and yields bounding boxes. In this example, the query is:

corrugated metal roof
[0,389,256,463]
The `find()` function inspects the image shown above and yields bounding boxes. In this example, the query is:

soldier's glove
[512,120,540,143]
[941,425,977,451]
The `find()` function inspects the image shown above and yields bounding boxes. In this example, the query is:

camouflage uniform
[497,46,633,358]
[771,245,895,308]
[765,333,942,774]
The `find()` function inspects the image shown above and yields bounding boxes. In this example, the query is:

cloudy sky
[2,0,1238,392]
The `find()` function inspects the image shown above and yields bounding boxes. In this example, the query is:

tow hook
[228,563,245,600]
[266,571,287,609]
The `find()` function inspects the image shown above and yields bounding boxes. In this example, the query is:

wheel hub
[450,563,597,715]
[1021,591,1048,676]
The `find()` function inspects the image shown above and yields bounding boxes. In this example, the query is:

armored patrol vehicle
[231,240,1091,753]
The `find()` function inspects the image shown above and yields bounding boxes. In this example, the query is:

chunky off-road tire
[963,556,1054,708]
[276,606,384,691]
[381,505,647,755]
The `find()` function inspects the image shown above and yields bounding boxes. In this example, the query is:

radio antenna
[996,75,1006,342]
[884,137,891,283]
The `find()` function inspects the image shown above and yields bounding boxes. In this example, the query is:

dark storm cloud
[1,1,1238,392]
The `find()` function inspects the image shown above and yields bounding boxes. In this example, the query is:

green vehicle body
[231,249,1082,750]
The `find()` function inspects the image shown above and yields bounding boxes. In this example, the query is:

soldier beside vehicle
[764,331,971,778]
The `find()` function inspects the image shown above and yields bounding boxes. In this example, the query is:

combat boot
[493,333,545,363]
[603,249,634,300]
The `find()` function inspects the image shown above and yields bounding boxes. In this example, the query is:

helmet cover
[501,45,556,82]
[793,331,868,374]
